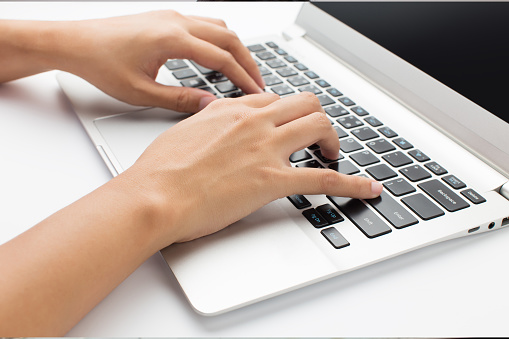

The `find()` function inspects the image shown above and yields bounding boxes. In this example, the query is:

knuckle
[310,111,331,129]
[320,170,340,192]
[174,89,193,112]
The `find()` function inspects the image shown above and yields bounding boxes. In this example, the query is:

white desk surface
[1,1,509,337]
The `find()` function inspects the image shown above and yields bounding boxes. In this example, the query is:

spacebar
[327,196,392,238]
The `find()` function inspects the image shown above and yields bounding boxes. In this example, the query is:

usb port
[468,226,480,233]
[502,217,509,227]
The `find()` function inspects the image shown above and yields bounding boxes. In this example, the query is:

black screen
[314,2,509,124]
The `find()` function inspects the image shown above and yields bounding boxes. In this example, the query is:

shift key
[418,179,469,212]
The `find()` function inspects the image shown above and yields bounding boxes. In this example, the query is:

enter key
[367,191,419,229]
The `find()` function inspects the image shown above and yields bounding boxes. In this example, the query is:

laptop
[57,2,509,315]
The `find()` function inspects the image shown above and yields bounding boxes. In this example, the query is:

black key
[274,48,287,55]
[303,209,328,228]
[284,55,298,63]
[315,79,330,88]
[263,75,283,86]
[287,194,311,209]
[317,95,335,107]
[378,126,398,138]
[418,179,470,212]
[316,204,344,224]
[304,71,319,79]
[351,127,379,141]
[297,160,323,168]
[408,149,430,162]
[461,189,486,204]
[393,137,413,150]
[215,81,238,93]
[401,193,445,220]
[384,178,416,197]
[327,196,392,238]
[258,66,272,76]
[442,175,466,189]
[328,160,360,175]
[265,41,278,49]
[315,150,343,163]
[366,164,398,181]
[366,139,396,154]
[271,84,294,96]
[350,150,380,166]
[172,68,197,79]
[351,106,369,116]
[364,116,383,127]
[255,59,261,66]
[339,138,363,153]
[266,59,286,69]
[382,151,413,167]
[199,86,216,96]
[294,63,308,71]
[299,85,322,95]
[256,51,276,60]
[366,191,419,229]
[224,91,244,98]
[287,75,309,87]
[321,227,350,249]
[334,126,348,139]
[206,72,228,83]
[277,67,298,78]
[290,149,311,163]
[399,165,431,182]
[190,60,214,75]
[180,78,206,88]
[325,105,348,117]
[326,88,343,97]
[248,44,266,52]
[165,59,187,70]
[337,115,363,129]
[338,97,355,106]
[425,161,448,175]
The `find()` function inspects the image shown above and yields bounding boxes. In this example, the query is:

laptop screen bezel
[296,3,509,178]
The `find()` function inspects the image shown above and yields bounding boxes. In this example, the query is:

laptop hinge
[282,24,306,41]
[500,182,509,201]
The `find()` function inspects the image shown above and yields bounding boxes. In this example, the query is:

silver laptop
[57,2,509,315]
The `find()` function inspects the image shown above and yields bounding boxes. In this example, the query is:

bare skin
[0,11,383,335]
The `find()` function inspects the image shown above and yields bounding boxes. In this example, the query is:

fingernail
[198,96,216,111]
[371,181,383,196]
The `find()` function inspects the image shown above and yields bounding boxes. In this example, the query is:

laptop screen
[313,2,509,125]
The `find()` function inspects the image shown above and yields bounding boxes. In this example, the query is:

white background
[1,2,509,336]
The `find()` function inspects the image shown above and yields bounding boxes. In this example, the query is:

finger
[187,15,228,28]
[286,167,383,199]
[263,92,325,127]
[276,111,340,160]
[185,19,265,89]
[231,92,280,108]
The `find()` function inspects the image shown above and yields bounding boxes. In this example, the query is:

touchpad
[94,107,191,171]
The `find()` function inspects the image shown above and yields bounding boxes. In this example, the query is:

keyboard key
[327,196,392,238]
[294,63,308,71]
[325,105,348,117]
[337,115,363,129]
[266,59,286,68]
[364,116,383,127]
[299,85,322,95]
[401,193,445,220]
[165,59,187,70]
[304,71,319,79]
[366,139,396,154]
[315,150,343,163]
[366,191,418,229]
[224,91,244,98]
[383,178,416,196]
[256,51,276,60]
[297,160,323,168]
[265,41,278,49]
[393,137,413,150]
[190,60,215,75]
[418,179,470,212]
[442,175,466,189]
[327,88,343,97]
[290,149,311,163]
[351,106,369,116]
[334,126,348,139]
[199,86,216,95]
[316,204,344,224]
[408,149,430,162]
[258,66,272,76]
[287,194,311,209]
[276,67,298,77]
[180,78,206,88]
[339,138,363,153]
[378,126,398,138]
[215,81,238,93]
[274,48,287,55]
[425,161,448,175]
[321,227,350,249]
[338,97,355,106]
[287,75,309,87]
[303,208,329,228]
[206,72,228,83]
[172,68,197,79]
[366,164,398,181]
[271,84,294,96]
[461,188,486,204]
[263,75,283,86]
[328,160,360,175]
[248,44,266,52]
[351,127,379,141]
[382,151,413,167]
[284,55,298,63]
[317,95,335,106]
[350,150,380,166]
[315,79,330,88]
[399,165,431,182]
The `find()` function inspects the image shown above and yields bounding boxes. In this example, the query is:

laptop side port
[468,226,480,233]
[502,217,509,227]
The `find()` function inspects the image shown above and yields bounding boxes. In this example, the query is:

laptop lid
[296,2,509,178]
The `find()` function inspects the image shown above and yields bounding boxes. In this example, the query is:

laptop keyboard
[164,41,487,249]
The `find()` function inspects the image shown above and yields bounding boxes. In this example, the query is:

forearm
[0,172,170,335]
